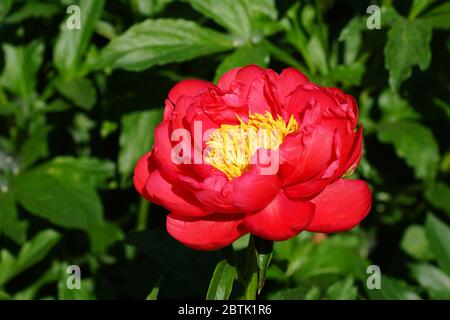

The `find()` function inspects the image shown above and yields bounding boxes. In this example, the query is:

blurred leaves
[54,0,105,77]
[0,41,44,104]
[0,230,60,287]
[0,0,449,300]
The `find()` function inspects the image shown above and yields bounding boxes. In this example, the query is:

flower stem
[136,198,150,231]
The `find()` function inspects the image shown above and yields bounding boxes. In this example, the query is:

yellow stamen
[205,112,298,180]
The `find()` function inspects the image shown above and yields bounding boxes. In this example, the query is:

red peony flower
[134,65,372,250]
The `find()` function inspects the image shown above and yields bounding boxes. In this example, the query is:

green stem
[136,198,150,231]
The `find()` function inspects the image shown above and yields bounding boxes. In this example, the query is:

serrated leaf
[410,263,450,299]
[13,165,103,231]
[206,259,236,300]
[425,183,450,218]
[214,44,269,83]
[96,19,233,72]
[377,122,439,180]
[119,109,163,185]
[0,229,60,286]
[54,0,105,76]
[426,213,450,275]
[0,192,27,244]
[384,18,432,91]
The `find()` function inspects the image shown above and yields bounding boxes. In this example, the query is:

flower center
[205,112,298,180]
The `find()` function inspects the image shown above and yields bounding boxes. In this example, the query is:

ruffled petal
[244,192,315,241]
[133,152,152,196]
[276,68,309,103]
[232,165,281,213]
[145,170,207,216]
[166,213,247,250]
[168,79,215,103]
[307,179,372,233]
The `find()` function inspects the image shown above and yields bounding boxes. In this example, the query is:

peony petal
[307,179,372,233]
[166,213,247,250]
[279,127,334,186]
[145,170,207,216]
[232,165,281,213]
[194,173,237,213]
[217,67,241,89]
[276,68,309,103]
[244,192,315,241]
[133,152,152,196]
[168,79,215,103]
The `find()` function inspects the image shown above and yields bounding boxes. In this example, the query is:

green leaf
[13,164,103,231]
[409,0,433,19]
[254,237,273,294]
[127,230,219,298]
[422,2,450,30]
[183,0,251,40]
[214,44,269,83]
[384,18,432,91]
[133,0,173,17]
[5,2,60,24]
[410,263,450,299]
[425,183,450,218]
[0,41,44,101]
[19,125,51,169]
[146,275,164,300]
[377,122,439,180]
[0,192,27,244]
[54,0,105,76]
[326,277,357,300]
[400,225,434,261]
[57,263,96,300]
[0,229,60,287]
[206,259,236,300]
[37,156,115,189]
[426,213,450,275]
[14,262,60,300]
[55,77,97,110]
[330,63,365,86]
[378,89,421,123]
[96,19,233,72]
[88,222,124,254]
[338,17,365,65]
[366,275,421,300]
[0,0,12,21]
[119,109,163,185]
[307,35,329,75]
